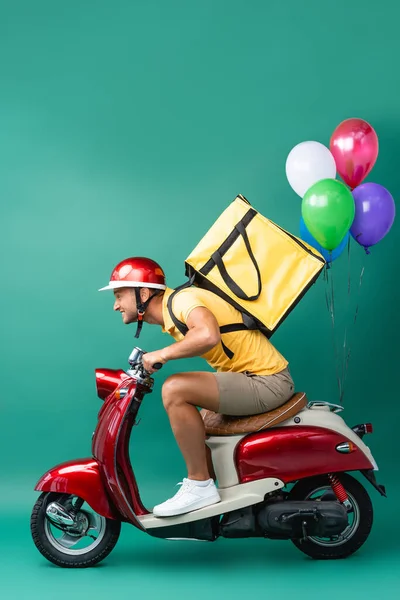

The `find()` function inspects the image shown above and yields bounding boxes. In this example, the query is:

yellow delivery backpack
[168,194,325,358]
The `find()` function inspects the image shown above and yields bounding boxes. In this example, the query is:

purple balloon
[350,182,395,252]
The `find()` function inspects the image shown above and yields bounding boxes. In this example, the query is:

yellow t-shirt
[161,286,288,376]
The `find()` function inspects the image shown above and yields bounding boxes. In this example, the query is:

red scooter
[31,346,385,568]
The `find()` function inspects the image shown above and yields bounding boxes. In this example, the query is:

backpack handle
[211,221,262,301]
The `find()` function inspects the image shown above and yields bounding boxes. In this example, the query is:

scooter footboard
[34,457,119,520]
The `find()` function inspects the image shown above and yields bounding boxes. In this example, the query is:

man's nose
[113,300,120,311]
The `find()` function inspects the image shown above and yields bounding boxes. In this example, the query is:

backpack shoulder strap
[167,275,261,360]
[166,275,195,336]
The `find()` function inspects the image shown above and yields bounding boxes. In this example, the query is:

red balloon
[329,118,379,189]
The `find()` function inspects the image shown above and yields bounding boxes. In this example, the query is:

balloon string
[339,236,352,404]
[353,264,365,326]
[324,264,342,402]
[340,257,366,400]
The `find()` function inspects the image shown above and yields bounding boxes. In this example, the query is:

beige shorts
[214,367,295,416]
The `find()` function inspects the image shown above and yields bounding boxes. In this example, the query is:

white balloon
[285,141,337,198]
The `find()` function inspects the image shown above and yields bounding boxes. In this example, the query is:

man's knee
[162,374,186,411]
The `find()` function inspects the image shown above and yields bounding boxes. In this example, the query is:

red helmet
[99,257,166,292]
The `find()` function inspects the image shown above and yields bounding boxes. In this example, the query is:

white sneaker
[153,478,221,518]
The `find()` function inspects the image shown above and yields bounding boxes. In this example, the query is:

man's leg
[156,369,294,516]
[161,372,220,481]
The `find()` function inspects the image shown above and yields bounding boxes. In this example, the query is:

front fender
[35,458,119,520]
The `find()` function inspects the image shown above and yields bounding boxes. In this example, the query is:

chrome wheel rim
[44,496,106,556]
[303,486,360,547]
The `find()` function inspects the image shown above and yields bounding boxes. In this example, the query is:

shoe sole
[153,494,221,518]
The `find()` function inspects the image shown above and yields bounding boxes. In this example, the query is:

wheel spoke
[320,491,336,501]
[83,510,102,535]
[58,533,81,549]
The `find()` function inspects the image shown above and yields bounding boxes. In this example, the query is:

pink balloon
[330,118,379,189]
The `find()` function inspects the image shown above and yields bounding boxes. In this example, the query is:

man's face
[113,288,137,324]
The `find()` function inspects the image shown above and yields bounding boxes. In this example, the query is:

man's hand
[142,350,168,374]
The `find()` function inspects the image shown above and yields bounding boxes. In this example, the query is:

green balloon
[301,178,355,251]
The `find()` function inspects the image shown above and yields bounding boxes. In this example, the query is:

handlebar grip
[153,363,163,370]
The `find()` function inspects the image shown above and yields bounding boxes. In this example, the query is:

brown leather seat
[200,392,308,436]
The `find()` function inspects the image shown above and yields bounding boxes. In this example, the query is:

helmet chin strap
[134,288,158,339]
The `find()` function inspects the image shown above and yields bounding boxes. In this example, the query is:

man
[99,257,295,517]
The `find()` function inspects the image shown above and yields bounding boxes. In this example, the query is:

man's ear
[140,287,151,302]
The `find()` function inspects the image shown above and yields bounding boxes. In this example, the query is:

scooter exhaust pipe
[46,502,75,527]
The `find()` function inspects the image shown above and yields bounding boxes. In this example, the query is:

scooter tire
[31,492,121,568]
[288,473,373,560]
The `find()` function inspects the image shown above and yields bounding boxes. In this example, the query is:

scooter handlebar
[127,347,163,376]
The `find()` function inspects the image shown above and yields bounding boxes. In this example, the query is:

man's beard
[124,311,138,324]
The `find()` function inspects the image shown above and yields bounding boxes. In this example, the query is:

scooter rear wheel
[31,492,121,568]
[288,473,373,559]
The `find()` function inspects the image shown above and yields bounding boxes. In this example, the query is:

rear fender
[360,469,387,497]
[34,458,120,520]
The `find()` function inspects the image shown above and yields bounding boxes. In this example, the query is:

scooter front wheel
[31,492,121,568]
[288,473,373,559]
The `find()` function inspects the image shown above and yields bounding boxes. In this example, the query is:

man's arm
[142,307,221,372]
[163,307,221,361]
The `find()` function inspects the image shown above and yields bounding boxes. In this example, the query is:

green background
[1,0,399,597]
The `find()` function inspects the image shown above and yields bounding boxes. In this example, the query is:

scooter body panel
[34,457,119,520]
[281,404,378,469]
[95,368,130,402]
[91,380,148,526]
[235,425,374,484]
